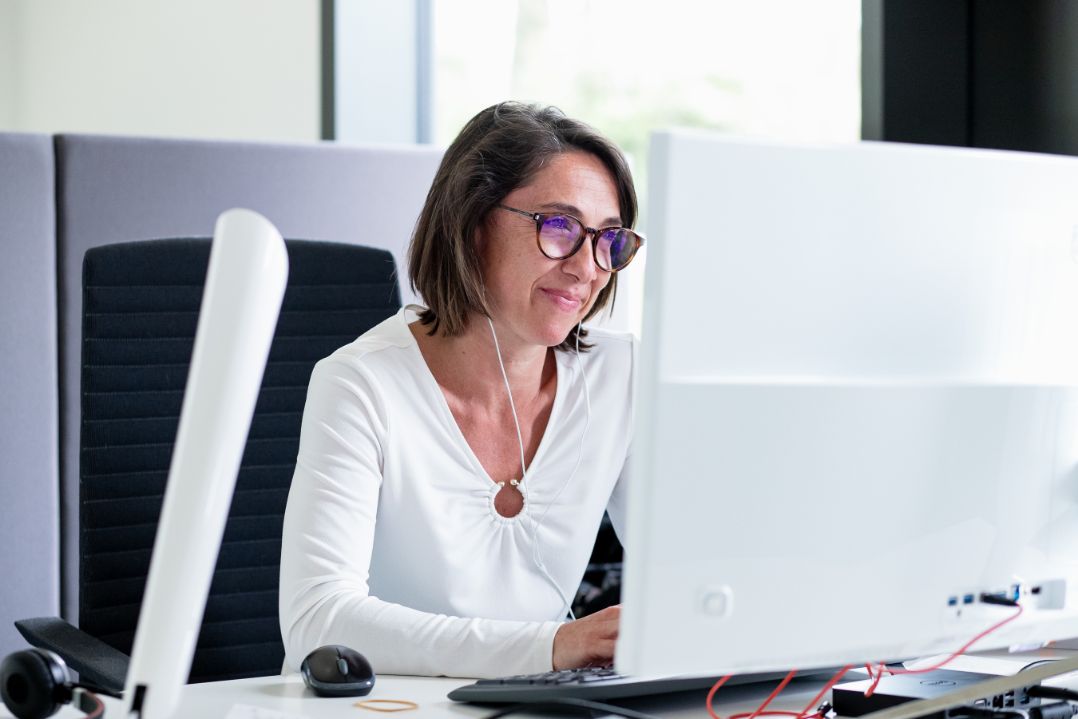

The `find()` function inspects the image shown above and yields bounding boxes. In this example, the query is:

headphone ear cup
[0,649,72,719]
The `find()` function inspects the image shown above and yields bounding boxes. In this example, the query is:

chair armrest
[14,617,128,694]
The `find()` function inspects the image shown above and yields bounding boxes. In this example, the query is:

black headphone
[0,649,117,719]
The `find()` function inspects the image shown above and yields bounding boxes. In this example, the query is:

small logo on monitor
[699,585,735,618]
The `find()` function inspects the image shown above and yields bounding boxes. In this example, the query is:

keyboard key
[578,673,622,683]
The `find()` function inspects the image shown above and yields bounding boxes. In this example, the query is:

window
[433,0,862,219]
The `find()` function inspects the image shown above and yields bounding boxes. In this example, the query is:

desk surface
[32,672,835,719]
[19,650,1078,719]
[159,673,486,718]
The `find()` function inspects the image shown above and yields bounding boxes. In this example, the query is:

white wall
[0,1,16,130]
[4,0,320,142]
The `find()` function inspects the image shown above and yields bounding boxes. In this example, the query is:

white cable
[531,324,591,621]
[486,317,589,621]
[486,316,529,483]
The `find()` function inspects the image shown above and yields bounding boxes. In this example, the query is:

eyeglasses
[497,204,645,272]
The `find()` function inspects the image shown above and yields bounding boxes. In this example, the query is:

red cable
[864,662,886,697]
[707,674,736,719]
[796,665,855,719]
[747,670,799,719]
[705,604,1023,718]
[865,603,1024,693]
[85,694,105,719]
[706,666,857,719]
[708,669,798,719]
[887,604,1024,676]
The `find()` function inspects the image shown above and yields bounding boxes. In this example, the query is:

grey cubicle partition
[54,134,443,623]
[0,134,62,657]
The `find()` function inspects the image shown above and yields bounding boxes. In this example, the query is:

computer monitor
[121,209,288,718]
[616,131,1078,678]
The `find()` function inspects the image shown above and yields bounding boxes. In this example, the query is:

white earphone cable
[486,317,589,621]
[486,316,529,483]
[530,324,590,621]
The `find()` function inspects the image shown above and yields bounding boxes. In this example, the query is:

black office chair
[572,515,624,618]
[17,238,401,692]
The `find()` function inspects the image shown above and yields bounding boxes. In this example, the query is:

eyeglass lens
[537,215,637,271]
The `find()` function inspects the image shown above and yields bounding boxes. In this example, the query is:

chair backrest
[56,134,443,626]
[80,238,400,682]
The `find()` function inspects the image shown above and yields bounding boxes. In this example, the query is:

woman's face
[477,150,620,351]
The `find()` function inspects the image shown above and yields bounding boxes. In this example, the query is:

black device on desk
[448,666,787,704]
[832,669,1045,718]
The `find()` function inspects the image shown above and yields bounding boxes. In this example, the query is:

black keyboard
[448,666,788,704]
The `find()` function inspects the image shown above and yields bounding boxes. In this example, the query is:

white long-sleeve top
[279,307,634,678]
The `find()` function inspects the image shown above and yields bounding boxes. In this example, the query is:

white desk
[146,673,485,718]
[22,651,1078,719]
[33,672,835,719]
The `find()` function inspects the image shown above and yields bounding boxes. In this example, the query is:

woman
[279,102,644,678]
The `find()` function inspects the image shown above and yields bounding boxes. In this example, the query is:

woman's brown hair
[407,101,638,352]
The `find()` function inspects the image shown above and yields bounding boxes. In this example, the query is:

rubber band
[354,698,420,712]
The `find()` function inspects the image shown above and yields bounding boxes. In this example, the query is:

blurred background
[0,0,861,219]
[3,0,1076,619]
[7,0,1074,220]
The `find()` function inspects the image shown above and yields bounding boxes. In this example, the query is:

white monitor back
[617,131,1078,677]
[122,210,288,718]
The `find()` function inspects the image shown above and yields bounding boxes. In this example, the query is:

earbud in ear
[0,649,73,719]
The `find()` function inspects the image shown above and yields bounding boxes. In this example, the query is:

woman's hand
[552,605,620,670]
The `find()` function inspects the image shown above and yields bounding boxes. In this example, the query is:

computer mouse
[300,644,376,697]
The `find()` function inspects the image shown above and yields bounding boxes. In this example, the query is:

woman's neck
[410,316,554,407]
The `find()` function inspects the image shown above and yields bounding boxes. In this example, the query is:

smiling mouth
[541,289,584,311]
